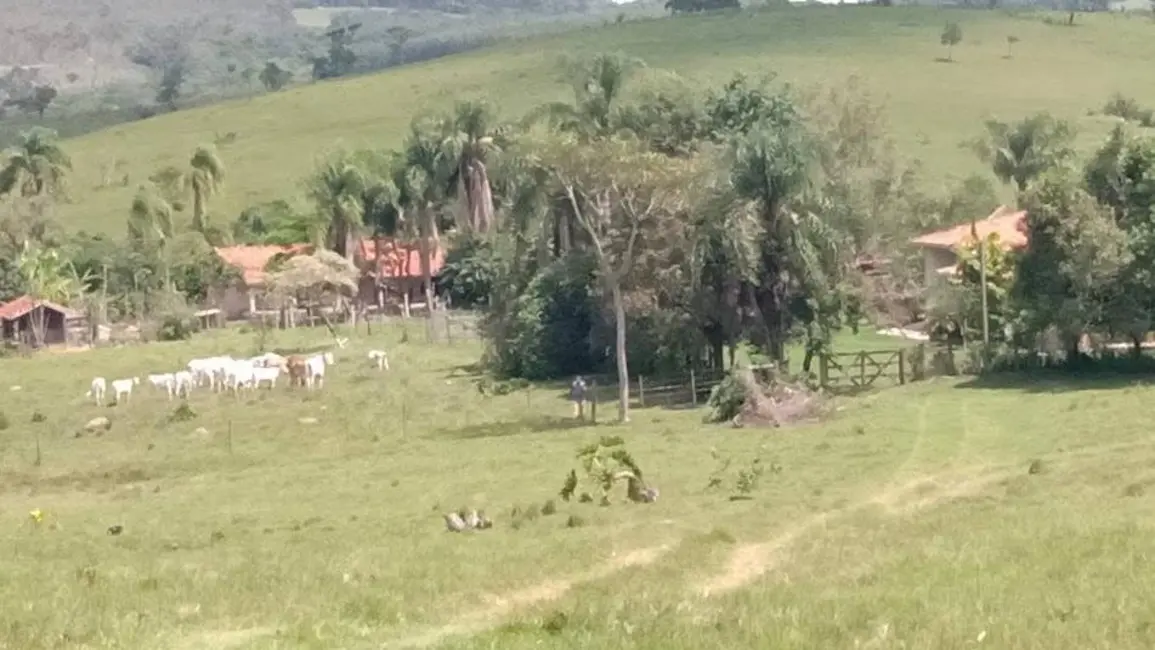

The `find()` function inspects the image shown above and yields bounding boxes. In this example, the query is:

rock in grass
[84,417,112,434]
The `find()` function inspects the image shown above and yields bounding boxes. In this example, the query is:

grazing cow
[224,361,256,395]
[252,366,282,389]
[285,355,309,388]
[147,373,177,400]
[86,377,107,405]
[111,377,141,405]
[188,356,234,391]
[173,370,195,398]
[305,352,335,389]
[368,350,390,371]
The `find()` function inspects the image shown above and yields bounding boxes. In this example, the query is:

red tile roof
[0,295,83,321]
[910,205,1028,251]
[214,244,313,287]
[356,238,445,280]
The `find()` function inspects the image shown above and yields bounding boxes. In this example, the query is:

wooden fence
[817,345,925,393]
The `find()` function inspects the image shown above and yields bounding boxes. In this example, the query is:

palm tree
[444,100,503,235]
[308,153,367,260]
[16,242,87,346]
[973,113,1075,194]
[127,185,176,289]
[0,127,72,199]
[396,120,455,319]
[529,52,641,141]
[727,125,841,365]
[187,146,225,233]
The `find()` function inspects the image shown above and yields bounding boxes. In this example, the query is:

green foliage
[560,436,647,506]
[0,127,72,199]
[0,411,9,431]
[259,62,293,92]
[233,200,320,245]
[705,373,746,423]
[931,232,1018,344]
[436,237,499,308]
[971,113,1075,193]
[940,23,963,60]
[665,0,741,12]
[1101,93,1154,127]
[168,402,198,423]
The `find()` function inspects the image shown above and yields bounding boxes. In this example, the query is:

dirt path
[383,544,671,649]
[697,465,1011,598]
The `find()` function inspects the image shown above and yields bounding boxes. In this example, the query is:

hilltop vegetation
[0,7,1148,239]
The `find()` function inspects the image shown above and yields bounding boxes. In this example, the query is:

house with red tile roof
[910,205,1028,286]
[354,237,445,311]
[0,295,86,347]
[212,244,313,319]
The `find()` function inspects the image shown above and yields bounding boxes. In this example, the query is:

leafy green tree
[1015,172,1130,360]
[531,52,642,141]
[127,184,175,288]
[233,200,322,245]
[0,128,71,199]
[126,24,193,109]
[940,23,963,62]
[396,119,456,317]
[539,134,702,422]
[972,113,1075,193]
[258,61,293,92]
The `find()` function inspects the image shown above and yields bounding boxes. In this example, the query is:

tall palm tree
[728,125,840,365]
[396,120,454,319]
[973,113,1075,194]
[186,146,225,233]
[308,153,367,260]
[444,100,503,234]
[0,127,72,199]
[127,185,176,289]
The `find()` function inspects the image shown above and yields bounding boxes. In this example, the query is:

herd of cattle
[84,348,391,406]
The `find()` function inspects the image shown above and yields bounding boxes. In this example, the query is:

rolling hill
[42,6,1155,235]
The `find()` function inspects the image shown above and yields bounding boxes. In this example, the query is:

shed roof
[214,244,313,287]
[910,205,1028,251]
[0,295,84,321]
[356,238,445,280]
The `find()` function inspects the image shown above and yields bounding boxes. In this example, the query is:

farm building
[354,238,445,313]
[910,205,1027,286]
[0,295,87,347]
[212,244,313,319]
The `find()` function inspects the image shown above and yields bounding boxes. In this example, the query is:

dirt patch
[698,511,837,597]
[384,544,671,649]
[173,626,275,650]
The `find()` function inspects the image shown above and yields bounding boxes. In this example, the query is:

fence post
[638,376,646,408]
[819,354,829,389]
[690,369,697,407]
[591,389,598,424]
[445,314,453,344]
[227,420,233,455]
[859,352,867,387]
[898,349,906,385]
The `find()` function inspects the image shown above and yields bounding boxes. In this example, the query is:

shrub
[0,410,9,431]
[30,411,46,423]
[705,373,745,423]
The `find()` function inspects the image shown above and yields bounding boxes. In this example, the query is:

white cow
[224,361,256,395]
[173,370,195,398]
[305,352,335,390]
[367,350,390,371]
[147,373,177,400]
[86,377,107,405]
[250,352,286,368]
[252,365,282,389]
[188,356,235,391]
[111,377,141,405]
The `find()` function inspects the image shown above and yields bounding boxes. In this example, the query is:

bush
[0,410,8,430]
[705,373,745,423]
[157,314,198,342]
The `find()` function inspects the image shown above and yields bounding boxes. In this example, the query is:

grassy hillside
[2,325,1155,648]
[50,6,1155,235]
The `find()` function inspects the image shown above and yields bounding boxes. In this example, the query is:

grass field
[3,322,1155,649]
[47,6,1155,236]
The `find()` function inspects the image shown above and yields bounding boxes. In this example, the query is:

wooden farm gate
[818,348,916,392]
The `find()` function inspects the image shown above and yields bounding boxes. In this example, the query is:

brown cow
[284,355,309,388]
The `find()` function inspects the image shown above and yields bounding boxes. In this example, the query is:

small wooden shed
[0,295,87,347]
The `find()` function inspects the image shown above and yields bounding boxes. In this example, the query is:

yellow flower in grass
[29,509,43,524]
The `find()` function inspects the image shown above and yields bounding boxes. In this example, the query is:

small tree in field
[1005,35,1019,59]
[940,23,963,62]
